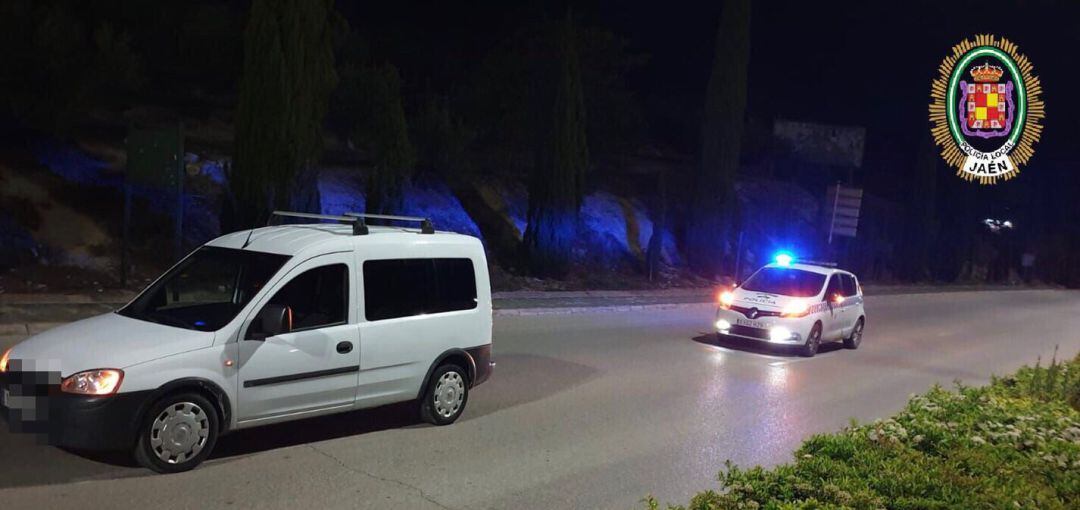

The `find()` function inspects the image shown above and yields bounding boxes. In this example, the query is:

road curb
[494,301,711,316]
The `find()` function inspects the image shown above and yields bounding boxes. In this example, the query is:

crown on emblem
[970,62,1004,83]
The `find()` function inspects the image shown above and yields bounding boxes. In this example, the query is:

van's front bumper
[714,308,808,345]
[1,372,151,451]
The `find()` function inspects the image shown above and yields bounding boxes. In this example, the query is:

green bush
[648,353,1080,510]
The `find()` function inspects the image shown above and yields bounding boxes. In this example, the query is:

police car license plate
[735,318,767,329]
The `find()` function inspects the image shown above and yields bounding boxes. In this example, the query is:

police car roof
[763,262,853,277]
[206,223,480,257]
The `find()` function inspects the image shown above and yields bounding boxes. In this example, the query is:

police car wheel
[420,363,469,426]
[134,392,219,474]
[844,318,865,349]
[800,323,822,357]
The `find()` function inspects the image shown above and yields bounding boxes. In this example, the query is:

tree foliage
[333,54,416,215]
[0,1,144,132]
[686,0,752,278]
[232,0,339,226]
[523,14,589,276]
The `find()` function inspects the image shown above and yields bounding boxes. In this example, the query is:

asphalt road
[2,290,1079,509]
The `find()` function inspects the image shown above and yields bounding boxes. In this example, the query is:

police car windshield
[740,267,825,297]
[120,246,289,331]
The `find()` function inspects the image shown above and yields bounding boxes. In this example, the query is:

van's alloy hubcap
[150,402,209,464]
[433,371,465,418]
[852,322,863,345]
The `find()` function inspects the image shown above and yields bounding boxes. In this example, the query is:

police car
[714,254,865,357]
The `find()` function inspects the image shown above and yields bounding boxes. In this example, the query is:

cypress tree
[686,0,751,278]
[524,14,588,276]
[360,65,415,215]
[232,0,338,227]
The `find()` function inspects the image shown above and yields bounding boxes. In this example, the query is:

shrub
[649,353,1080,509]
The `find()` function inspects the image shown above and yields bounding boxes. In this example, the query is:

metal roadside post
[826,183,863,268]
[827,183,863,244]
[122,124,186,286]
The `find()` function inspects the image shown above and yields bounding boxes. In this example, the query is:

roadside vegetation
[649,351,1080,509]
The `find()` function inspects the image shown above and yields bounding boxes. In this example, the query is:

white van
[0,212,494,473]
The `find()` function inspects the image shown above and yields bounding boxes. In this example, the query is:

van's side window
[364,258,477,321]
[264,264,349,330]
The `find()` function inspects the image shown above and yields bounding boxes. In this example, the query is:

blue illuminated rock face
[0,213,37,268]
[733,179,821,271]
[578,191,680,269]
[15,137,687,277]
[317,168,481,238]
[318,169,679,271]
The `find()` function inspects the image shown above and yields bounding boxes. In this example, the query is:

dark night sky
[345,0,1080,213]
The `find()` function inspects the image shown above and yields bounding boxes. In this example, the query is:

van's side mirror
[248,304,292,340]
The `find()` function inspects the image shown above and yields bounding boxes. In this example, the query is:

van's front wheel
[134,392,219,473]
[420,364,469,425]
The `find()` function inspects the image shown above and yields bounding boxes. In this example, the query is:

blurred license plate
[735,318,767,329]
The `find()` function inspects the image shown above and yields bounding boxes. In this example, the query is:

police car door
[822,274,846,341]
[837,274,859,337]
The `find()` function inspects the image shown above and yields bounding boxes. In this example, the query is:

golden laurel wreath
[929,34,1045,185]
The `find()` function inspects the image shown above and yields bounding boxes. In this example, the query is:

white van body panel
[7,313,214,376]
[234,250,361,424]
[355,237,492,408]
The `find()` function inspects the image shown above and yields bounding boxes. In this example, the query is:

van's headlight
[61,369,124,395]
[718,291,735,309]
[0,347,11,373]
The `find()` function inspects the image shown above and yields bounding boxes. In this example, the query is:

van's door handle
[336,341,353,354]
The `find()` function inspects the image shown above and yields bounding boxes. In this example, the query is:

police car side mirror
[248,304,293,340]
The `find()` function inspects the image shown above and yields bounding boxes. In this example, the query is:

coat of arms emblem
[929,35,1045,184]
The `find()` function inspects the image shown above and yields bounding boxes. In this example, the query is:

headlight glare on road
[769,326,793,342]
[60,369,124,395]
[715,319,731,331]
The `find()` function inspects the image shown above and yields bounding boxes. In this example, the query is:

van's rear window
[120,246,289,331]
[363,258,477,321]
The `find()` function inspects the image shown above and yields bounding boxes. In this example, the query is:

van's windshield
[119,246,290,331]
[740,267,826,297]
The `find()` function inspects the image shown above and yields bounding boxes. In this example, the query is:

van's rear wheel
[134,392,219,474]
[420,364,469,425]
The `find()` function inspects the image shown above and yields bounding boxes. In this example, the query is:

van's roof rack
[269,211,369,235]
[344,212,435,234]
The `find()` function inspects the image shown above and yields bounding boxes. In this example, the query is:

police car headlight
[781,301,810,318]
[718,291,735,309]
[715,319,731,331]
[769,327,793,342]
[60,369,124,395]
